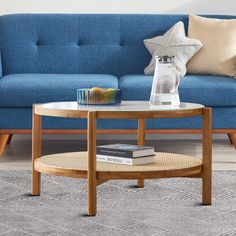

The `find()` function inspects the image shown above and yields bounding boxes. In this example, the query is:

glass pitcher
[149,56,180,106]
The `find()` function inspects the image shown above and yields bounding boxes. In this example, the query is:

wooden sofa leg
[6,134,13,145]
[0,134,10,157]
[228,134,236,149]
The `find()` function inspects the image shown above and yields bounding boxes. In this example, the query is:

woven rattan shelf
[35,152,202,179]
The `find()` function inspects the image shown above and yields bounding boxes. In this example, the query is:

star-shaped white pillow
[144,21,202,77]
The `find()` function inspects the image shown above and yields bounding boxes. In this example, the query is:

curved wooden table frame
[32,102,212,216]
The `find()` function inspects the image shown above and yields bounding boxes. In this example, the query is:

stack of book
[96,144,155,165]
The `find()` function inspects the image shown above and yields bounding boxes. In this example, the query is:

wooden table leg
[32,106,42,196]
[137,119,145,188]
[202,108,212,205]
[88,111,97,216]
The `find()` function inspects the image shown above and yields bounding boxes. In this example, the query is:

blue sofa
[0,14,236,155]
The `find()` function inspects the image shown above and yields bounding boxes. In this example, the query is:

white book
[97,155,155,165]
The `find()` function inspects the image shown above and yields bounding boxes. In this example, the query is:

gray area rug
[0,171,236,236]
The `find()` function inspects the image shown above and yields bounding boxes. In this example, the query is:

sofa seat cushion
[0,74,118,107]
[119,74,236,106]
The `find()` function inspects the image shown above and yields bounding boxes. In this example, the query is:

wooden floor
[0,136,235,170]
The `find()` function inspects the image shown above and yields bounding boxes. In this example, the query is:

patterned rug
[0,171,236,236]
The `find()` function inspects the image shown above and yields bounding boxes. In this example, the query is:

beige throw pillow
[187,15,236,78]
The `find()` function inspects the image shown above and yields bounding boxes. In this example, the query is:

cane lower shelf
[34,151,203,179]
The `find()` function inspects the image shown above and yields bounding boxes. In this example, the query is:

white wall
[0,0,235,15]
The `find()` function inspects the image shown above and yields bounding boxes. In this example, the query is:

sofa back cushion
[0,14,235,77]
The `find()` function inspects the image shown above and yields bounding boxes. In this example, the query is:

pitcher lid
[155,55,174,63]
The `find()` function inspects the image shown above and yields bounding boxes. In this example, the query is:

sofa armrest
[0,51,2,78]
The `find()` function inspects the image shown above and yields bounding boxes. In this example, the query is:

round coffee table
[32,101,212,216]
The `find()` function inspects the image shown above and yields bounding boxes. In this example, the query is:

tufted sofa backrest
[0,14,235,77]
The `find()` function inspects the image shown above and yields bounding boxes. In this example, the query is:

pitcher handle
[169,68,181,93]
